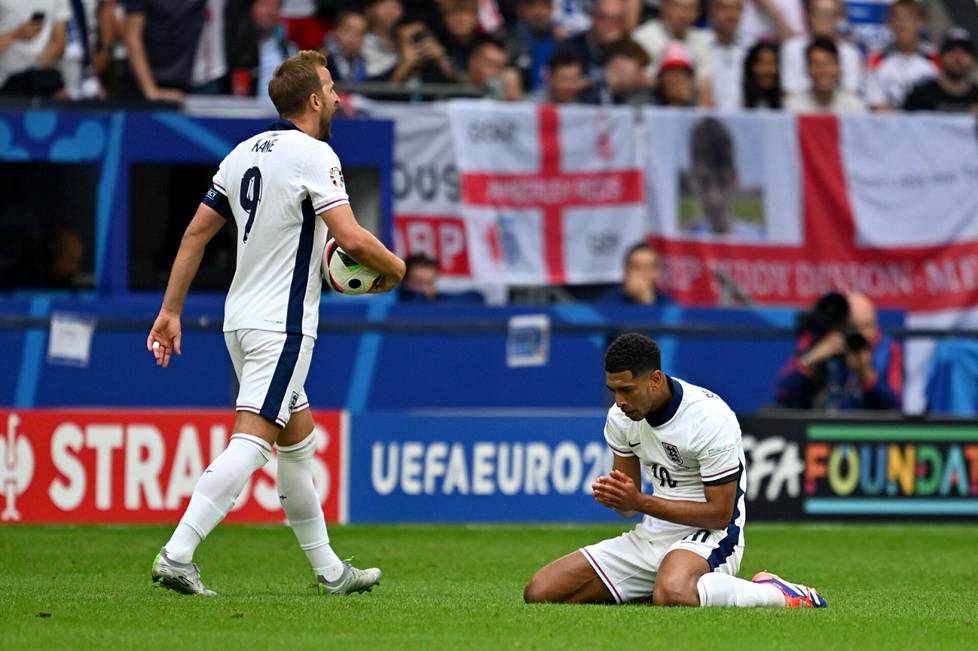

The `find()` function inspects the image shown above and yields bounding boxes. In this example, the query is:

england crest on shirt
[662,442,688,469]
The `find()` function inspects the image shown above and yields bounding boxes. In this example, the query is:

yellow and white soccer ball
[323,238,382,295]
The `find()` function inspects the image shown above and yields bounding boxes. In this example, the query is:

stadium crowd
[2,0,977,112]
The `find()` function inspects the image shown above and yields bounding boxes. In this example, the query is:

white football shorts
[224,329,314,427]
[580,525,743,603]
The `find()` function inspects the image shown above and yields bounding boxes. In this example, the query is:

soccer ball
[324,238,381,295]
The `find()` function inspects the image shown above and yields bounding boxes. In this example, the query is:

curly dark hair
[604,333,661,376]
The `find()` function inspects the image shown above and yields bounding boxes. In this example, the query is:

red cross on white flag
[449,102,647,285]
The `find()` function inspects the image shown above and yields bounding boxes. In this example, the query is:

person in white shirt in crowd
[0,0,69,97]
[361,0,403,80]
[781,0,863,98]
[708,0,746,110]
[633,0,713,104]
[192,0,228,93]
[738,0,802,46]
[864,0,937,111]
[785,36,865,113]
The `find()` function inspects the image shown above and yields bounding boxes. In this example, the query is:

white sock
[165,433,271,563]
[697,573,786,608]
[277,432,344,581]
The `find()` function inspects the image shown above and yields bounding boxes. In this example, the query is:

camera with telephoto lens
[796,292,868,355]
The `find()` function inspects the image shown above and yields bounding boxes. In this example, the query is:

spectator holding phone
[388,16,455,83]
[0,1,70,97]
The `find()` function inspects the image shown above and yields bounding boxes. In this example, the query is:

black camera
[845,330,869,352]
[797,291,869,355]
[411,30,430,45]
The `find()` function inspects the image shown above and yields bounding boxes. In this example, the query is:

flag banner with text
[646,110,978,311]
[448,101,647,286]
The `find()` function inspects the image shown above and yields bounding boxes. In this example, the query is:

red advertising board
[0,410,347,524]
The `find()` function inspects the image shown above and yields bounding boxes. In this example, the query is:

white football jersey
[203,120,349,338]
[604,376,747,540]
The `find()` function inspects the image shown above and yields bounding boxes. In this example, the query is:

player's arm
[592,469,737,530]
[147,204,226,367]
[320,203,406,292]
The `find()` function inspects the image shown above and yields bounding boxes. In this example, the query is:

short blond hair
[268,50,328,118]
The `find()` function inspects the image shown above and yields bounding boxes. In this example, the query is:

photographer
[774,292,902,411]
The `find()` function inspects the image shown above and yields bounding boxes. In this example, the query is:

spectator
[775,291,901,410]
[785,37,866,113]
[325,10,368,83]
[781,0,863,97]
[0,0,69,97]
[362,0,403,80]
[398,254,439,301]
[438,0,482,79]
[738,0,803,46]
[558,0,630,94]
[397,254,484,302]
[865,0,938,111]
[653,40,697,106]
[466,36,521,99]
[191,0,229,94]
[529,50,586,102]
[708,0,746,111]
[599,242,674,306]
[742,40,781,108]
[388,17,456,83]
[903,27,978,113]
[120,0,207,101]
[225,0,296,97]
[504,0,560,93]
[633,0,713,103]
[585,37,653,104]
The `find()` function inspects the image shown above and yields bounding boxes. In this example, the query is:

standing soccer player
[524,334,827,608]
[146,50,405,596]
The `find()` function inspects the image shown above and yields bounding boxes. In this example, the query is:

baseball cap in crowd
[940,27,976,57]
[658,41,694,75]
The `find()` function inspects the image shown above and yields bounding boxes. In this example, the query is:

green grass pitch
[2,523,977,650]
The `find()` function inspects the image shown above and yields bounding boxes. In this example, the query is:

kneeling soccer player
[524,333,827,608]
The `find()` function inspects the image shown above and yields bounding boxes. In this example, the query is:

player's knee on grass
[523,572,555,603]
[652,575,700,607]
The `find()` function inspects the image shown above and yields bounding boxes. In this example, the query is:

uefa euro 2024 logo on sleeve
[0,413,34,522]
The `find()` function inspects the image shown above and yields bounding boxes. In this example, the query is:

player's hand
[147,309,182,368]
[367,274,399,294]
[592,469,641,513]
